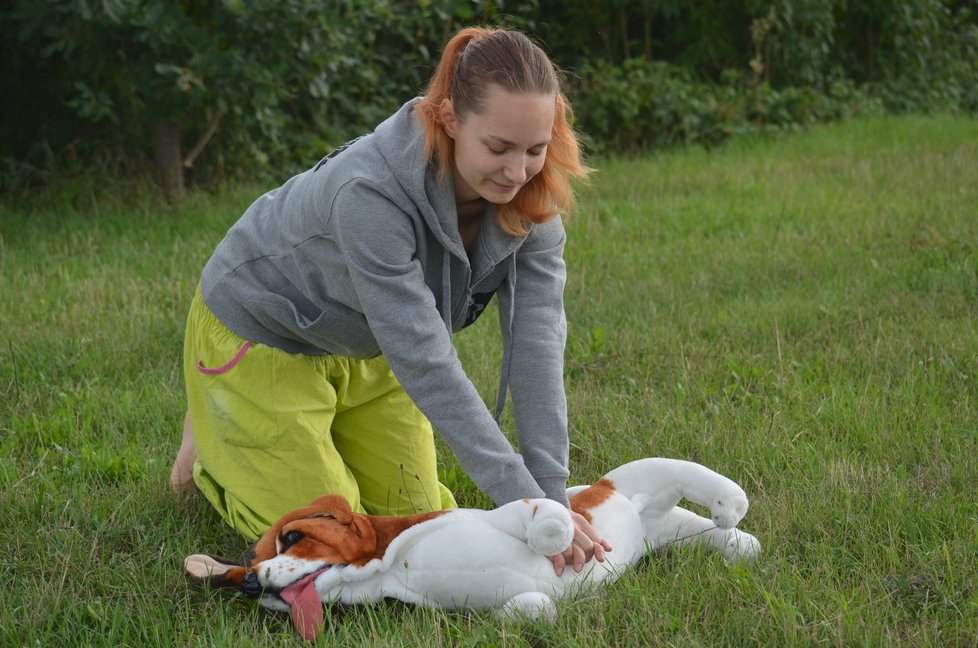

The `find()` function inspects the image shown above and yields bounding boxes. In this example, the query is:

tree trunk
[153,119,185,202]
[642,0,653,59]
[619,5,630,60]
[586,5,613,62]
[864,28,877,81]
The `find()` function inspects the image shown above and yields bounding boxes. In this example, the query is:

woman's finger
[550,551,567,576]
[572,541,586,572]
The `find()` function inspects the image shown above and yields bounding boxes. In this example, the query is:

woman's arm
[330,180,546,506]
[498,216,571,504]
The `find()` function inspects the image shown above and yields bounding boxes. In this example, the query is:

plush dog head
[185,495,376,640]
[185,494,446,641]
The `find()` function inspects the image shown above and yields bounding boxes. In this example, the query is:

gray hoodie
[200,98,570,506]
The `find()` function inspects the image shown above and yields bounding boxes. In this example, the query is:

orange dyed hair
[415,27,591,236]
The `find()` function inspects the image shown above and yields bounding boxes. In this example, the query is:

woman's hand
[550,511,613,576]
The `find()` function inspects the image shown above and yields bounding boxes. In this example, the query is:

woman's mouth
[489,180,519,192]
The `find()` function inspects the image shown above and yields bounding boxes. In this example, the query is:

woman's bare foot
[170,411,199,495]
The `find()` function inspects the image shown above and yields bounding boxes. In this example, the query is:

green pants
[184,288,456,540]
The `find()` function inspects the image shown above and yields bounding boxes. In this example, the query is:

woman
[172,26,609,574]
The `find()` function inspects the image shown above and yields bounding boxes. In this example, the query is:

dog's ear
[306,494,355,524]
[184,554,248,588]
[348,513,377,546]
[304,494,378,560]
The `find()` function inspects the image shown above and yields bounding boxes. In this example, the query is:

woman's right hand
[549,510,613,576]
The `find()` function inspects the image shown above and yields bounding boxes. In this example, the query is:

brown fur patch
[569,477,616,524]
[251,495,451,569]
[360,509,449,564]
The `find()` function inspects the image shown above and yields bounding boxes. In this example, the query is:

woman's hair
[415,27,591,236]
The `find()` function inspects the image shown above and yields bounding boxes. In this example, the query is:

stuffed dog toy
[185,458,761,641]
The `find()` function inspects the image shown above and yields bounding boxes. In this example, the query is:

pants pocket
[194,338,283,450]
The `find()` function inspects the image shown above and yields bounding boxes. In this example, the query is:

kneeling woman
[172,26,609,574]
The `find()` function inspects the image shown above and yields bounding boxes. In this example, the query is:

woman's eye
[489,147,507,155]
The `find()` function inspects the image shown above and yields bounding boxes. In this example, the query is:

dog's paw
[722,530,761,562]
[498,592,558,623]
[710,491,749,529]
[525,502,574,557]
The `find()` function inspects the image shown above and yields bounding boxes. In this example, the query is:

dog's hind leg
[643,507,761,562]
[497,591,558,623]
[606,459,749,524]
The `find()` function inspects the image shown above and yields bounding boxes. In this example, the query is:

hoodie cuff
[536,475,570,507]
[484,472,546,507]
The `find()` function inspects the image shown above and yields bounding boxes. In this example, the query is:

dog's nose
[241,571,262,599]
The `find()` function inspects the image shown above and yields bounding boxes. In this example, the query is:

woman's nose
[502,158,527,184]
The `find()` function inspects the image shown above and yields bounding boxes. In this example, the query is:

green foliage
[1,0,539,192]
[570,58,883,154]
[763,0,840,89]
[538,0,977,96]
[572,59,738,152]
[1,0,975,194]
[555,0,975,155]
[870,1,978,113]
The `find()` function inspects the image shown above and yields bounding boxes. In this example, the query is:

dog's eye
[279,530,304,552]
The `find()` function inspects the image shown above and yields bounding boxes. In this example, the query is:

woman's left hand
[549,511,613,576]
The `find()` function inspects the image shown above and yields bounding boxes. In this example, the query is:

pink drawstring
[197,341,253,376]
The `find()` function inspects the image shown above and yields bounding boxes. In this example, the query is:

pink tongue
[279,568,328,642]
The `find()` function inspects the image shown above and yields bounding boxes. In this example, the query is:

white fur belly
[382,523,566,608]
[383,497,649,608]
[585,494,649,571]
[312,493,660,612]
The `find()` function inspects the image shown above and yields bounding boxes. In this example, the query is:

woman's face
[441,84,555,206]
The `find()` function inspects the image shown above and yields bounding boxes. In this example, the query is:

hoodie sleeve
[329,180,547,506]
[497,216,571,506]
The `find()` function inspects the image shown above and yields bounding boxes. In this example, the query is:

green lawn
[2,114,976,646]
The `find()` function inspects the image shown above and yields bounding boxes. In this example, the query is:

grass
[2,114,977,646]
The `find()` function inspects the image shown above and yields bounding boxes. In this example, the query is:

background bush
[1,0,976,196]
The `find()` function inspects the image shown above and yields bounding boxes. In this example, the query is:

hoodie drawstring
[441,251,453,331]
[493,254,517,425]
[440,232,516,427]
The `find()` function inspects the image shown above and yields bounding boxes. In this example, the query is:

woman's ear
[439,98,457,138]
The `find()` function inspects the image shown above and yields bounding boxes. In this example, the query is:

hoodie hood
[373,98,469,263]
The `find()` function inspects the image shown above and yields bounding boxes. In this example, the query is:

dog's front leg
[479,499,575,557]
[184,554,249,588]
